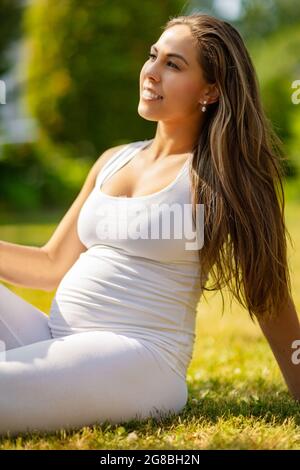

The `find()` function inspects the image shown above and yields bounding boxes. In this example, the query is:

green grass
[0,196,299,449]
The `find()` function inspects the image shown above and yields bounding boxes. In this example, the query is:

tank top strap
[96,140,151,189]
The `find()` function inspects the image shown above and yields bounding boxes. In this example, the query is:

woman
[0,13,299,436]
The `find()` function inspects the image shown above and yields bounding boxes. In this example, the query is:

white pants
[0,283,188,436]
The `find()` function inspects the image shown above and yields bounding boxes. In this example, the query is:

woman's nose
[143,61,161,81]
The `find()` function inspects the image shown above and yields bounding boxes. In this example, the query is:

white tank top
[48,139,207,380]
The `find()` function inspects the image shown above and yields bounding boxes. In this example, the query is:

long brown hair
[162,13,293,321]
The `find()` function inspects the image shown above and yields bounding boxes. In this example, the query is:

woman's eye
[147,53,179,70]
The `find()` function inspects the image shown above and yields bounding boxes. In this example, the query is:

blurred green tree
[23,0,185,158]
[236,0,300,42]
[249,23,300,176]
[0,0,22,76]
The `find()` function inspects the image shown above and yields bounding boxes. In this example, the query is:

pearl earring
[201,100,207,112]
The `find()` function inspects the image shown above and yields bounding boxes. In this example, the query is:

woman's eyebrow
[150,44,189,66]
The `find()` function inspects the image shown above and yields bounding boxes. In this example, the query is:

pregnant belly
[47,245,200,381]
[48,245,194,337]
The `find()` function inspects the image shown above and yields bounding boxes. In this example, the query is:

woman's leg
[0,330,188,436]
[0,283,52,350]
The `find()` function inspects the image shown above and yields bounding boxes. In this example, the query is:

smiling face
[138,24,208,123]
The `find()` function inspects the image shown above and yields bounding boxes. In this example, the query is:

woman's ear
[207,83,219,104]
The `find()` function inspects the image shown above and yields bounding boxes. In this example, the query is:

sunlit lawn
[0,188,299,449]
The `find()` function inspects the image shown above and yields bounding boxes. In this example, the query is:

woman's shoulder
[95,138,153,172]
[95,142,130,172]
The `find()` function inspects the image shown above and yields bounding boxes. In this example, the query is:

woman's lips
[141,89,164,101]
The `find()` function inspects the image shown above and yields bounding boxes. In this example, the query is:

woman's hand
[257,295,300,401]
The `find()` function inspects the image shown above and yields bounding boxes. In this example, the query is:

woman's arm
[0,241,56,291]
[0,144,127,292]
[256,295,300,401]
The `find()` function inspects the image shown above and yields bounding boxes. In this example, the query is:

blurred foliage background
[0,0,299,218]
